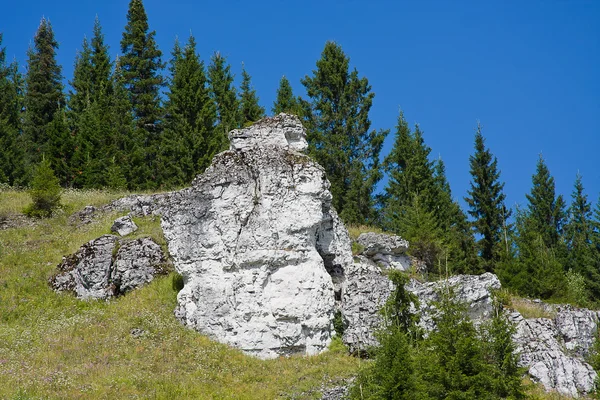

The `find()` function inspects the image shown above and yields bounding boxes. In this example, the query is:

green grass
[0,190,359,399]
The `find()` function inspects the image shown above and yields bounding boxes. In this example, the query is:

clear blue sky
[2,0,599,212]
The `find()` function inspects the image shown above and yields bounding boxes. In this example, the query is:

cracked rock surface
[50,235,168,299]
[161,114,353,359]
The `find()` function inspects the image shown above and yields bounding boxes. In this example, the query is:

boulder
[50,235,167,299]
[161,114,353,359]
[356,232,410,270]
[111,215,138,236]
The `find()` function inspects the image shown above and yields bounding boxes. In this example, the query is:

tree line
[1,0,600,306]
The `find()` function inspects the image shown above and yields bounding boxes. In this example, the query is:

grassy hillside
[0,189,359,399]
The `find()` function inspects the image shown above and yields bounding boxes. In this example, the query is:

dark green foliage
[465,124,510,272]
[24,158,61,218]
[565,174,597,301]
[120,0,164,189]
[23,18,65,180]
[239,65,265,126]
[333,310,345,338]
[382,111,476,273]
[208,52,238,150]
[160,35,216,187]
[506,156,567,299]
[272,75,299,115]
[301,41,385,224]
[0,34,25,186]
[68,19,115,189]
[381,270,420,335]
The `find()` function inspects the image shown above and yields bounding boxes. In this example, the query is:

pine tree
[272,75,298,115]
[239,64,264,126]
[23,18,65,180]
[120,0,164,131]
[160,35,216,187]
[208,52,238,149]
[0,33,25,186]
[508,156,566,298]
[565,174,597,301]
[524,155,566,249]
[24,158,61,218]
[465,123,510,272]
[69,18,114,188]
[120,0,164,188]
[301,41,385,224]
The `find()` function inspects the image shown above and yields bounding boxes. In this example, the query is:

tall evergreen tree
[565,174,597,300]
[465,123,510,272]
[301,41,385,224]
[120,0,164,188]
[160,35,216,187]
[208,52,238,149]
[120,0,164,131]
[69,18,114,188]
[272,75,298,115]
[239,64,264,126]
[508,157,566,298]
[0,33,25,185]
[23,18,66,181]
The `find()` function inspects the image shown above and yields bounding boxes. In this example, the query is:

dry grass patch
[346,224,384,241]
[509,296,557,319]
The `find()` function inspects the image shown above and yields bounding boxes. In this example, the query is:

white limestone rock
[111,215,138,236]
[356,232,411,270]
[511,307,600,397]
[162,114,353,359]
[50,235,167,299]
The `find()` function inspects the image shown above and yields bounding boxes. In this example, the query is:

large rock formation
[510,306,600,397]
[161,114,353,359]
[50,234,168,299]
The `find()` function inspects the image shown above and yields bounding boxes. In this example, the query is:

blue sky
[2,0,599,212]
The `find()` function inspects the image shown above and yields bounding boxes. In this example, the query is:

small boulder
[50,235,167,300]
[111,215,138,236]
[356,232,410,270]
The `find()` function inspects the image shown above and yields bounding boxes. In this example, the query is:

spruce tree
[239,64,265,126]
[208,52,238,149]
[272,75,298,115]
[24,158,61,218]
[23,18,65,180]
[301,41,385,224]
[0,34,25,186]
[120,0,164,188]
[465,123,510,272]
[160,35,216,187]
[508,156,566,298]
[565,174,597,300]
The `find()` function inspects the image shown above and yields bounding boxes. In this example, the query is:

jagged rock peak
[229,113,308,152]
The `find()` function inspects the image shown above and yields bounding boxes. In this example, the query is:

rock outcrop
[111,215,138,236]
[50,235,168,299]
[161,114,353,359]
[355,232,410,270]
[511,306,600,397]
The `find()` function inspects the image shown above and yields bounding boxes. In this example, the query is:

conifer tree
[506,156,567,298]
[0,34,25,186]
[120,0,164,188]
[120,0,164,131]
[301,41,385,224]
[208,52,238,149]
[109,56,135,189]
[89,17,112,103]
[465,123,510,272]
[565,174,598,300]
[23,18,65,180]
[24,158,61,218]
[160,35,216,187]
[239,64,264,126]
[272,75,298,115]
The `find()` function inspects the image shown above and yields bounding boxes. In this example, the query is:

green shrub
[172,273,184,292]
[23,159,61,218]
